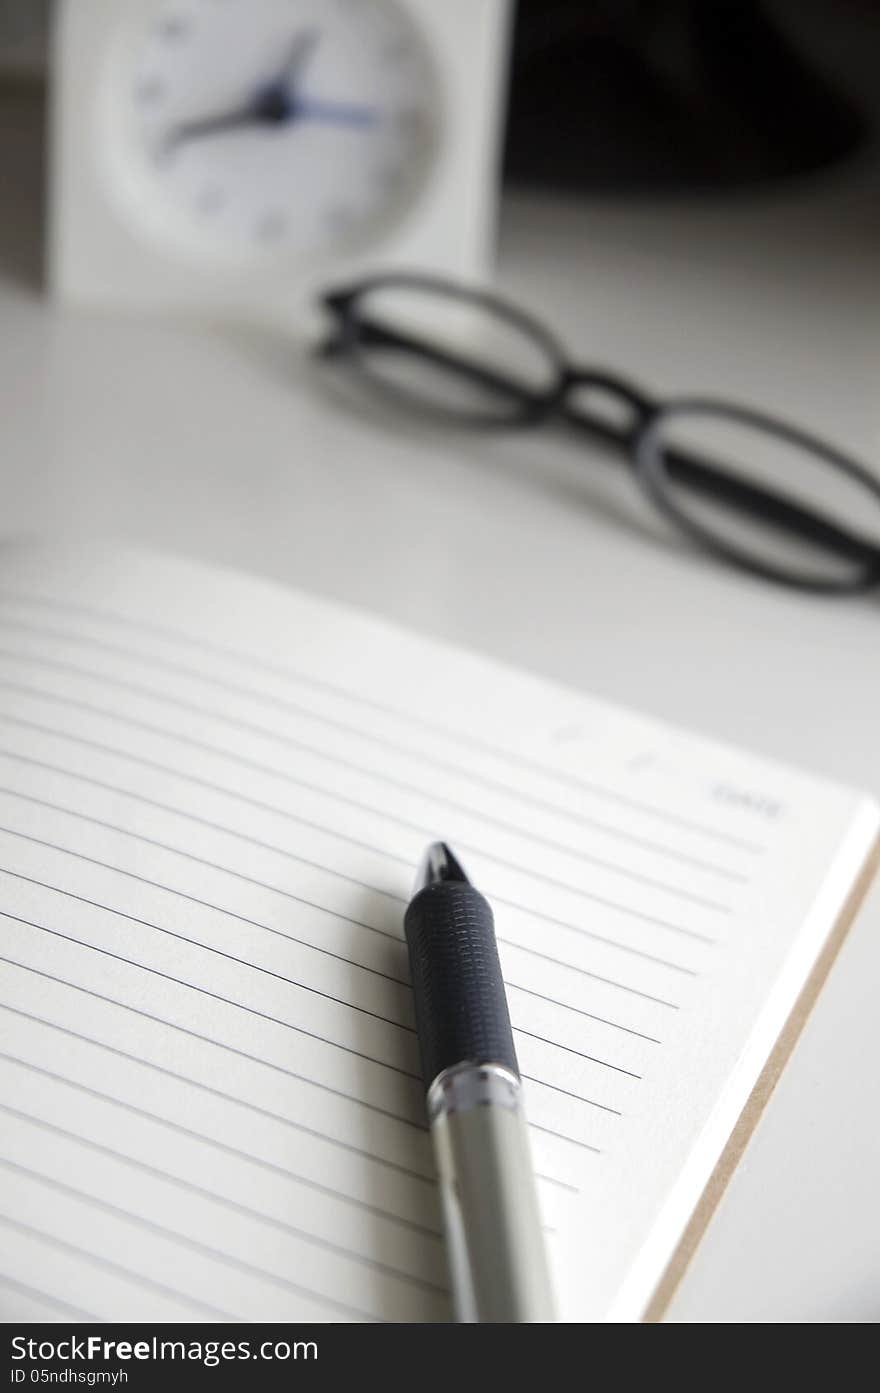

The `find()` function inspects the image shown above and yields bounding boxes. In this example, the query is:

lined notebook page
[0,543,875,1323]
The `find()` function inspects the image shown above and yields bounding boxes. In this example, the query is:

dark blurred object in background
[504,0,879,192]
[0,0,49,77]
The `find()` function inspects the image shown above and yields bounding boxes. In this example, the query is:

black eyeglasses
[318,273,880,595]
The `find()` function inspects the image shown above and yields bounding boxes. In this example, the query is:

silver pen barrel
[404,842,556,1323]
[428,1062,555,1323]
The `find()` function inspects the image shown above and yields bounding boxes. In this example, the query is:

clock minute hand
[275,27,321,91]
[295,97,380,129]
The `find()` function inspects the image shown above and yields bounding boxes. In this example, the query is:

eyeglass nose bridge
[560,368,654,445]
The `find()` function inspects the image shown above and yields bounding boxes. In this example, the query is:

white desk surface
[2,90,879,1321]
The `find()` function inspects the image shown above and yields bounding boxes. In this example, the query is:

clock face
[101,0,441,264]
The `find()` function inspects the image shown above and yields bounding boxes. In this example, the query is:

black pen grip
[404,881,519,1091]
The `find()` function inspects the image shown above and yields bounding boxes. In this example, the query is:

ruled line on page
[0,997,437,1192]
[0,1098,447,1294]
[0,639,750,887]
[507,983,662,1043]
[0,674,740,913]
[0,787,396,940]
[0,698,735,928]
[0,786,684,1007]
[523,1076,622,1112]
[0,1097,440,1292]
[0,998,439,1191]
[0,773,698,987]
[0,718,412,905]
[0,920,611,1144]
[0,955,428,1137]
[0,909,424,1086]
[0,1214,238,1321]
[0,866,418,1037]
[0,1273,101,1323]
[0,817,662,1042]
[526,1124,603,1154]
[0,828,411,985]
[2,911,622,1119]
[0,824,662,1047]
[0,732,717,958]
[0,596,767,854]
[0,999,580,1198]
[0,1177,379,1324]
[0,866,645,1083]
[501,935,679,1007]
[515,1028,641,1078]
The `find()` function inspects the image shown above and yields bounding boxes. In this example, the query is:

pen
[404,841,556,1323]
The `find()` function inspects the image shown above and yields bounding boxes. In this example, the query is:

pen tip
[413,841,471,893]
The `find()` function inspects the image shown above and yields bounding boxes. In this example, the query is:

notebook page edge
[641,811,880,1323]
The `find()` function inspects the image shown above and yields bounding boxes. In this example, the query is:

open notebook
[0,542,876,1324]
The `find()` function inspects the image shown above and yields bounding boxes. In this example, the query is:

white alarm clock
[50,0,511,325]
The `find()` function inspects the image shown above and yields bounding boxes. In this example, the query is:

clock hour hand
[163,104,265,152]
